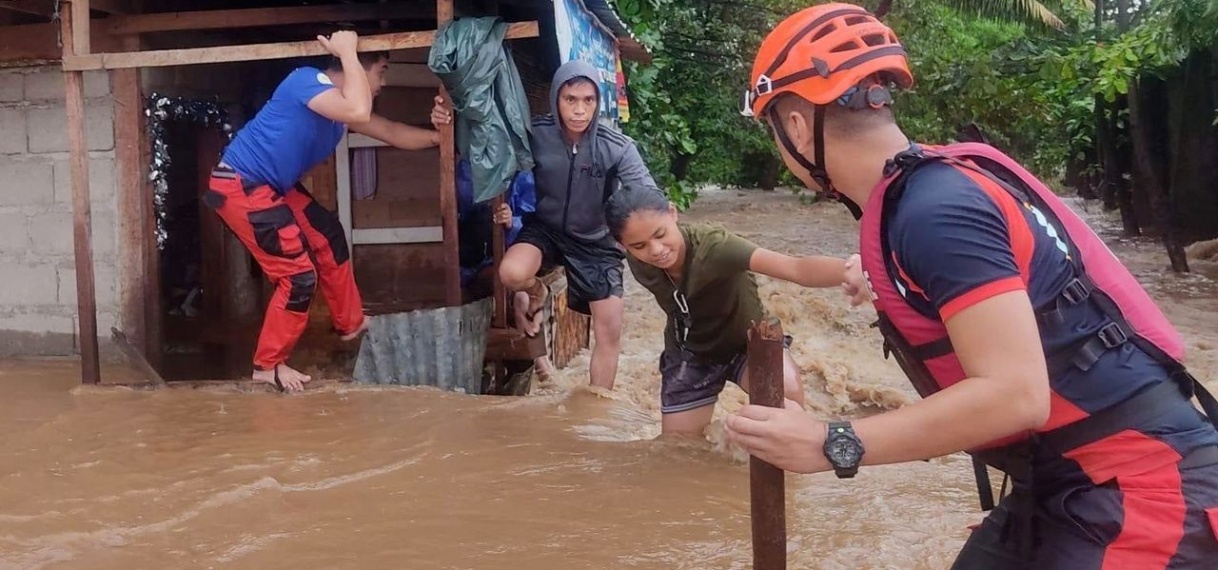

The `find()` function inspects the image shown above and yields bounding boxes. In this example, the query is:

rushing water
[2,189,1215,570]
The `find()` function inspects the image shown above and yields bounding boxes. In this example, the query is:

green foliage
[614,0,1216,206]
[615,0,799,207]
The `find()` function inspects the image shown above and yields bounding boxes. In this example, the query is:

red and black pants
[951,444,1218,569]
[205,166,363,371]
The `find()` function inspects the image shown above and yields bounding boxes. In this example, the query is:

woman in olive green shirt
[606,188,856,436]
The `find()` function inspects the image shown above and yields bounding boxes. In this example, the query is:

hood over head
[549,60,602,134]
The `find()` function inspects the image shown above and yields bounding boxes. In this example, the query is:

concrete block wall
[0,66,119,356]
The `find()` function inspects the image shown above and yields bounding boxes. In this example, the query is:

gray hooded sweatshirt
[529,60,661,241]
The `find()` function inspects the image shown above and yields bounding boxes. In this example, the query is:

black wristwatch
[823,421,865,478]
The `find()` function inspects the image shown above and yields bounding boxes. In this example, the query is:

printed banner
[553,0,621,123]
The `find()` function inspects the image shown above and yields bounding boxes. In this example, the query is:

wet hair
[326,51,390,72]
[605,187,671,240]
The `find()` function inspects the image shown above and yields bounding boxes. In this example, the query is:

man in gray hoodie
[434,60,661,390]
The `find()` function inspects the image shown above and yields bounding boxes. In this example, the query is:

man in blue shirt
[206,31,446,392]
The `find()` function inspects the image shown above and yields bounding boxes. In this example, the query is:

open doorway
[152,106,264,381]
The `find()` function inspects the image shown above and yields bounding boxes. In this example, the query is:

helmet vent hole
[845,15,870,25]
[830,43,854,53]
[810,24,836,42]
[862,34,887,46]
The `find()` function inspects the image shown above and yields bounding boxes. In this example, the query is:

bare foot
[525,280,549,317]
[339,318,369,342]
[252,364,312,392]
[533,355,555,383]
[513,290,544,337]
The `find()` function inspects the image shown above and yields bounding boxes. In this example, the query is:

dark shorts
[951,446,1218,570]
[515,216,625,315]
[659,335,793,414]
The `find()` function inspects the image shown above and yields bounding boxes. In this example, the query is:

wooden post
[62,0,101,385]
[487,0,509,393]
[112,33,151,368]
[435,0,461,308]
[746,318,788,569]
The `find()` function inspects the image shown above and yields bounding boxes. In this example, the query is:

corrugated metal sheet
[352,298,493,393]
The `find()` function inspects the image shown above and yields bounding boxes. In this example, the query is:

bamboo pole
[746,318,788,569]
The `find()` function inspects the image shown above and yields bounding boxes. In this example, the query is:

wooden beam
[62,2,100,385]
[483,328,547,362]
[106,2,432,35]
[61,20,539,71]
[352,227,444,245]
[0,0,55,17]
[113,33,150,374]
[0,19,113,64]
[87,0,134,14]
[436,0,462,309]
[746,318,788,570]
[0,0,130,16]
[69,0,89,55]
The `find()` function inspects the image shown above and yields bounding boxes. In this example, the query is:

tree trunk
[1128,76,1190,273]
[1167,48,1218,242]
[874,0,894,19]
[1095,96,1119,210]
[670,152,692,182]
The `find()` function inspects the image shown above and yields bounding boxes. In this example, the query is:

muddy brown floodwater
[2,189,1216,570]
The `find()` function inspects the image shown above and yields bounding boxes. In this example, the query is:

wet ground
[1,189,1215,570]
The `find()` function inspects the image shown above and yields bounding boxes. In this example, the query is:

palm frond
[939,0,1067,29]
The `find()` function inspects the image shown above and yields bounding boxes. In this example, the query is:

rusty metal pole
[747,318,788,569]
[62,0,101,385]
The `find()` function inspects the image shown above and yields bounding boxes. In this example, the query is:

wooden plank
[746,318,788,570]
[0,20,113,64]
[353,243,448,311]
[348,132,388,148]
[483,328,547,362]
[335,132,354,254]
[61,21,540,71]
[62,4,99,385]
[106,2,431,35]
[70,0,89,55]
[436,0,461,308]
[352,227,443,244]
[0,0,55,17]
[91,0,134,14]
[112,33,149,369]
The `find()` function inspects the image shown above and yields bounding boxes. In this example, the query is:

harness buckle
[755,75,773,96]
[1097,322,1128,349]
[1060,278,1090,305]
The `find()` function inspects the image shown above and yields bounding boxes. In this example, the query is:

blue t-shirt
[888,161,1218,476]
[222,67,346,193]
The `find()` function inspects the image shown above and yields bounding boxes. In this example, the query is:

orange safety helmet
[742,3,914,118]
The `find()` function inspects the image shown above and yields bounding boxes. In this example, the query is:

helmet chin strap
[767,105,864,221]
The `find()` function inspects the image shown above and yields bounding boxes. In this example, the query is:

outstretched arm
[348,113,440,151]
[725,290,1050,473]
[725,167,1051,473]
[615,143,662,194]
[748,248,849,288]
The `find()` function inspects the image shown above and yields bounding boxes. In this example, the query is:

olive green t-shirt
[627,223,763,362]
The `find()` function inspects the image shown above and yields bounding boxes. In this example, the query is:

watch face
[829,436,861,466]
